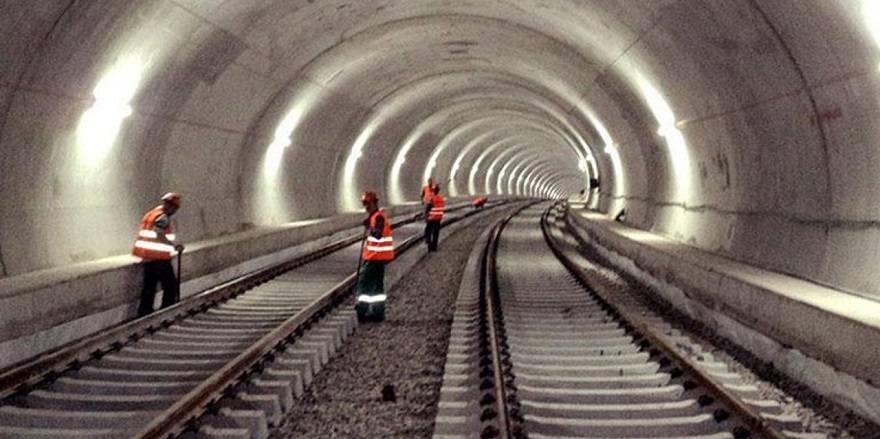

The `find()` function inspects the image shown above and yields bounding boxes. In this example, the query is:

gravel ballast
[269,210,508,439]
[270,204,878,438]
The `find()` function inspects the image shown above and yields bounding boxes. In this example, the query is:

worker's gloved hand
[175,244,185,252]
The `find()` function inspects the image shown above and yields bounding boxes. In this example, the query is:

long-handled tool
[353,235,367,322]
[175,249,183,304]
[354,238,365,293]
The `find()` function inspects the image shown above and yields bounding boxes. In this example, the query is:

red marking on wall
[809,107,843,126]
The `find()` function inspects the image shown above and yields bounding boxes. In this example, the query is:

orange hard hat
[361,191,379,204]
[161,192,182,207]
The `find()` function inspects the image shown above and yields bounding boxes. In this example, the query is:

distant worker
[473,196,486,209]
[356,191,394,323]
[420,177,435,214]
[133,192,185,317]
[424,184,445,252]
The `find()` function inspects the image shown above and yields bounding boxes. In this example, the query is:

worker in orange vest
[473,196,486,209]
[133,192,185,317]
[420,177,435,216]
[424,184,445,252]
[356,191,394,323]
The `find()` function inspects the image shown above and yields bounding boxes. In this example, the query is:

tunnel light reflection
[487,156,507,195]
[76,57,143,164]
[342,124,377,211]
[471,139,515,195]
[390,134,419,203]
[263,86,320,178]
[423,156,438,189]
[467,163,482,194]
[264,106,304,177]
[637,76,692,202]
[585,112,625,206]
[422,119,485,196]
[605,145,624,192]
[255,85,322,222]
[450,131,499,196]
[863,0,880,64]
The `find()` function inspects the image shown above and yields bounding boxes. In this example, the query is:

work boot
[369,302,385,322]
[355,302,369,323]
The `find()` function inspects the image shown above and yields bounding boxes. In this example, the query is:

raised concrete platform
[566,208,880,425]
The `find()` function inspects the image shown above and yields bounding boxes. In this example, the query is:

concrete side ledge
[566,210,880,390]
[0,207,421,369]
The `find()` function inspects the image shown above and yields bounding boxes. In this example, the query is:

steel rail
[541,202,788,439]
[0,204,477,399]
[0,202,503,439]
[0,232,360,401]
[128,202,501,438]
[479,201,538,439]
[130,204,498,439]
[482,217,512,439]
[131,273,356,439]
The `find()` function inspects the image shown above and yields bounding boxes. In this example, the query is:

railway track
[0,203,493,439]
[3,200,840,438]
[434,202,823,438]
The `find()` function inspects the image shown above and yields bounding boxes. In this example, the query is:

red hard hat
[161,192,181,207]
[361,191,378,204]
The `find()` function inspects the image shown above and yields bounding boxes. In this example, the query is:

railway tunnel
[1,0,880,428]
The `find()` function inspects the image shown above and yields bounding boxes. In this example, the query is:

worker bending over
[132,192,185,317]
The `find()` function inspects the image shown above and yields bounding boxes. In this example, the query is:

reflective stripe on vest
[428,195,445,221]
[132,207,177,260]
[362,210,394,261]
[357,294,387,303]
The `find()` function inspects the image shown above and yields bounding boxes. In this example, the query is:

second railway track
[2,200,858,438]
[435,202,822,439]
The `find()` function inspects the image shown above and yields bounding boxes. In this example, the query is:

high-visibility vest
[427,194,445,221]
[132,207,178,260]
[362,210,394,261]
[421,184,434,204]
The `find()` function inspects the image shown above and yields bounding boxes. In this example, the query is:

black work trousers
[355,260,387,323]
[424,220,441,251]
[138,259,179,317]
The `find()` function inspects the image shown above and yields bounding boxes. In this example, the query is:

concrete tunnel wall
[3,2,880,308]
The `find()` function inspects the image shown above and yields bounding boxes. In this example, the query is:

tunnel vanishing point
[2,0,880,425]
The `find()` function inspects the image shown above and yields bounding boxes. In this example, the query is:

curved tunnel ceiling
[294,12,604,210]
[7,0,880,305]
